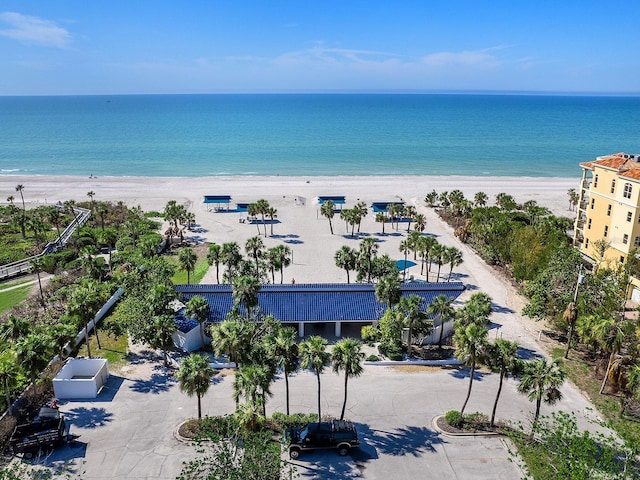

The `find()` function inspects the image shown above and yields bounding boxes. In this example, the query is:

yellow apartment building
[573,152,640,300]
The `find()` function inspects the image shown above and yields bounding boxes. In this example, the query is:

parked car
[285,419,360,459]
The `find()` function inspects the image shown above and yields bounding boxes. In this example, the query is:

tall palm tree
[332,338,365,420]
[29,257,46,310]
[486,339,521,427]
[221,242,242,283]
[595,316,626,394]
[563,301,578,359]
[404,205,416,232]
[185,296,211,350]
[413,213,426,234]
[517,358,565,436]
[266,206,278,236]
[427,294,455,348]
[398,295,430,353]
[446,247,463,281]
[245,236,265,278]
[399,239,410,281]
[269,326,299,415]
[358,238,379,283]
[15,184,26,238]
[420,236,438,280]
[66,280,105,358]
[273,244,291,283]
[150,315,177,368]
[320,200,335,235]
[232,275,261,319]
[176,353,215,419]
[211,318,249,368]
[207,243,223,284]
[255,199,270,236]
[375,212,387,234]
[87,190,96,212]
[300,336,331,421]
[247,203,261,235]
[178,247,197,284]
[375,274,401,310]
[454,322,488,426]
[334,246,357,283]
[431,243,446,282]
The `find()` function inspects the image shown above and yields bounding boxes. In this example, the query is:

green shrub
[366,354,380,362]
[268,412,318,432]
[445,410,461,426]
[361,325,380,343]
[378,340,403,361]
[464,411,488,428]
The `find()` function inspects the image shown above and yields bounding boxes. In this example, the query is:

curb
[365,359,463,366]
[431,415,504,438]
[174,419,196,444]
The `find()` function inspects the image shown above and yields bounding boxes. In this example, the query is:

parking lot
[29,347,598,480]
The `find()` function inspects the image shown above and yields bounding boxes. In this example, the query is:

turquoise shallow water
[1,94,639,177]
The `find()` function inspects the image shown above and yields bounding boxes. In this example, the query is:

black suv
[285,420,360,459]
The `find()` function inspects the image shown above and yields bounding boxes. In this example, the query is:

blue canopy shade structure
[236,203,250,212]
[317,196,346,205]
[175,282,465,324]
[396,259,417,271]
[371,201,405,213]
[203,195,232,211]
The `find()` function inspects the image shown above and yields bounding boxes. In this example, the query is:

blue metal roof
[203,195,232,204]
[318,196,346,205]
[371,201,405,213]
[175,282,465,323]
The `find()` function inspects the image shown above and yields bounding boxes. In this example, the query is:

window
[628,212,633,222]
[611,179,616,193]
[634,236,640,247]
[623,234,629,244]
[587,218,592,229]
[594,174,599,187]
[585,238,590,248]
[607,204,612,216]
[604,226,608,237]
[591,198,595,209]
[621,256,625,263]
[624,183,632,199]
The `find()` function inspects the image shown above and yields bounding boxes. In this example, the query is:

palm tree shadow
[129,372,177,394]
[64,406,113,429]
[19,438,88,476]
[360,424,443,457]
[517,347,543,361]
[448,367,491,381]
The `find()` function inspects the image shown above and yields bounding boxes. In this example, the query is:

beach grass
[0,283,32,314]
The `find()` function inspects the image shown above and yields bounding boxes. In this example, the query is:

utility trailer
[9,408,67,458]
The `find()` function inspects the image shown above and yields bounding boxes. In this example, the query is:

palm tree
[15,184,26,238]
[255,199,270,236]
[399,239,410,281]
[320,200,335,234]
[16,332,54,385]
[454,322,488,426]
[375,212,387,234]
[178,247,197,284]
[358,238,378,282]
[67,280,105,358]
[431,243,446,282]
[387,204,401,231]
[595,316,626,394]
[176,353,215,419]
[211,318,249,368]
[247,202,261,235]
[404,205,417,232]
[446,247,463,281]
[413,213,426,234]
[427,294,455,348]
[245,236,265,278]
[334,246,357,283]
[0,349,20,412]
[87,191,96,211]
[398,295,430,353]
[266,206,278,236]
[486,339,521,427]
[563,301,578,359]
[273,244,291,283]
[332,338,365,420]
[474,191,488,207]
[300,336,331,421]
[232,275,261,319]
[207,243,223,284]
[517,358,565,435]
[29,257,46,310]
[0,315,30,342]
[221,242,242,283]
[270,326,299,415]
[185,296,211,351]
[151,315,177,367]
[375,274,401,310]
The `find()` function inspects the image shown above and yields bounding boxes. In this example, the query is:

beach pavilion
[203,195,232,212]
[174,282,465,339]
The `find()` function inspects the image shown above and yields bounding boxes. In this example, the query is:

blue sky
[1,1,639,95]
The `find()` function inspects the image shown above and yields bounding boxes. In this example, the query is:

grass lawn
[79,330,129,370]
[170,257,209,285]
[0,283,33,314]
[551,347,640,450]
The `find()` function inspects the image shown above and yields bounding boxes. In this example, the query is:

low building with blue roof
[174,282,465,345]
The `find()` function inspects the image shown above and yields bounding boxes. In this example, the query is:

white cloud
[420,47,504,68]
[0,12,71,48]
[274,43,398,65]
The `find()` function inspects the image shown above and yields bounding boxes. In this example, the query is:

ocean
[1,94,639,178]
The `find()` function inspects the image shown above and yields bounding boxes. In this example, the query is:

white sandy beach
[1,174,578,286]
